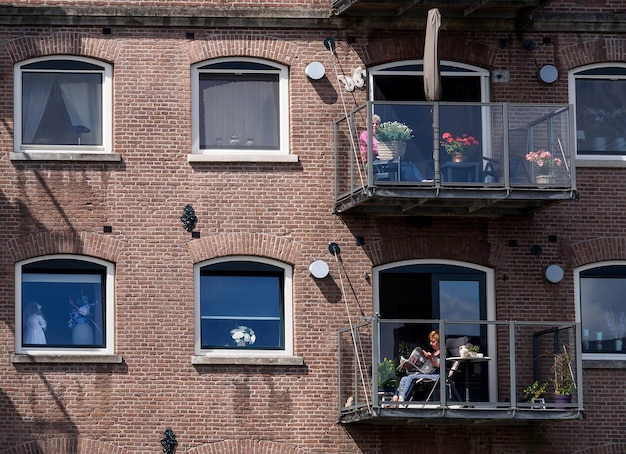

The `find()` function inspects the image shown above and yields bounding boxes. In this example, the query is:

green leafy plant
[377,358,398,388]
[553,348,576,396]
[467,344,480,353]
[522,381,547,402]
[377,121,413,142]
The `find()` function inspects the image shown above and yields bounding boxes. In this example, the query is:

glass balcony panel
[334,102,576,217]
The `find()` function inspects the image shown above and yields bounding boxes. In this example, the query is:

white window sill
[188,153,299,163]
[576,157,626,167]
[10,152,122,162]
[191,355,304,366]
[11,353,123,364]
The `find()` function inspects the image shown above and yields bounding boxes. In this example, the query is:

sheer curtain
[200,74,279,149]
[58,73,102,145]
[22,73,55,144]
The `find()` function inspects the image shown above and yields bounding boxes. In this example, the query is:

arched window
[374,260,496,402]
[194,256,293,356]
[191,58,290,157]
[14,56,113,154]
[569,63,626,159]
[368,61,490,172]
[577,262,626,358]
[15,255,115,355]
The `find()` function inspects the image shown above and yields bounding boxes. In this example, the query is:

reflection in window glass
[199,261,285,350]
[580,265,626,353]
[574,66,626,155]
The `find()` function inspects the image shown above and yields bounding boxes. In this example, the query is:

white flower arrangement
[67,295,95,329]
[230,325,256,346]
[376,121,413,142]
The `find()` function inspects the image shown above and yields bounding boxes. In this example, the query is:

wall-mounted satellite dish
[309,260,330,278]
[538,65,558,84]
[305,62,325,80]
[544,264,564,283]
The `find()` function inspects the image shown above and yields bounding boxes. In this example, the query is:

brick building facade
[2,1,626,453]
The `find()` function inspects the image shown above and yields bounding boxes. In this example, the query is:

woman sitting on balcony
[393,330,440,402]
[359,114,380,162]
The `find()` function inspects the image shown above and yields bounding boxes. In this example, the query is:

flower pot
[72,319,94,344]
[378,140,407,160]
[554,394,572,408]
[535,174,554,185]
[451,152,466,162]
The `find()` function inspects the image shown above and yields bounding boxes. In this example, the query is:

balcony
[332,0,551,22]
[338,318,584,424]
[334,102,577,217]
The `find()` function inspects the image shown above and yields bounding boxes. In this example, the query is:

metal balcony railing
[338,318,584,424]
[334,102,577,217]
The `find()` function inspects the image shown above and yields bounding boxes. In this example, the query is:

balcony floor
[339,402,584,424]
[334,185,577,217]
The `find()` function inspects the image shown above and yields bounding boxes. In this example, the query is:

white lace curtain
[22,72,102,144]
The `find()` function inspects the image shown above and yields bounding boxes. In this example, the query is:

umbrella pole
[433,101,441,184]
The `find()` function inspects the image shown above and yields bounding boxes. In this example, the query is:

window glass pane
[22,272,105,347]
[200,266,284,350]
[576,78,626,155]
[580,266,626,353]
[199,73,279,150]
[439,280,480,337]
[22,72,103,146]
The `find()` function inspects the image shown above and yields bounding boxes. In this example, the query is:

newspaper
[397,347,437,374]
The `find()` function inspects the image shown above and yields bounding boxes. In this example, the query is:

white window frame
[190,57,294,163]
[569,63,626,166]
[575,261,626,361]
[15,254,116,356]
[193,256,294,358]
[13,56,113,155]
[373,259,497,403]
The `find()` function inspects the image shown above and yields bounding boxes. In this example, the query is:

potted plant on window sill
[376,121,413,160]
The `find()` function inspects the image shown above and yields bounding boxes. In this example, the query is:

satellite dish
[538,65,558,84]
[309,260,330,279]
[305,62,325,80]
[544,264,564,283]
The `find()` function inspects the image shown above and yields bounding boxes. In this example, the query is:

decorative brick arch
[361,35,497,68]
[4,32,120,64]
[5,231,124,264]
[186,34,299,66]
[187,232,301,265]
[188,439,306,454]
[5,438,129,454]
[560,37,626,70]
[573,444,626,454]
[363,234,494,267]
[567,237,626,269]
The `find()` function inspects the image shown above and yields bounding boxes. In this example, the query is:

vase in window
[72,317,94,344]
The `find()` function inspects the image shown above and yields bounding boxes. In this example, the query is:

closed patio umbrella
[423,8,442,101]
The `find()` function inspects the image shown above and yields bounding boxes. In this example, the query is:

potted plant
[440,131,480,162]
[525,149,562,184]
[378,357,398,393]
[522,380,547,404]
[376,121,413,159]
[552,347,576,405]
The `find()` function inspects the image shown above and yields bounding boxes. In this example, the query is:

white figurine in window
[24,302,47,345]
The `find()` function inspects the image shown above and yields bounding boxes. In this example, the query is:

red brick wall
[1,12,626,454]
